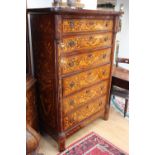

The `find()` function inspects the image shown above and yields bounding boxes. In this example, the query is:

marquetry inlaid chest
[28,8,122,152]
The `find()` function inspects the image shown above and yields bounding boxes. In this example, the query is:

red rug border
[91,132,128,155]
[57,131,128,155]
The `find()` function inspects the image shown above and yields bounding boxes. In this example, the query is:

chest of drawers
[28,8,122,152]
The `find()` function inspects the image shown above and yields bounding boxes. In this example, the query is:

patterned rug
[111,96,129,117]
[58,132,128,155]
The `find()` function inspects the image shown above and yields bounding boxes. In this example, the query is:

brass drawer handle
[85,90,90,94]
[87,53,93,58]
[70,20,75,28]
[68,61,74,67]
[105,22,109,27]
[69,99,74,105]
[68,40,75,47]
[87,72,92,76]
[70,118,74,123]
[70,81,75,88]
[102,70,106,75]
[100,86,104,90]
[99,101,102,106]
[102,54,106,59]
[104,37,108,42]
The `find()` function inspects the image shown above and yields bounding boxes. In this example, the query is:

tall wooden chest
[28,8,122,151]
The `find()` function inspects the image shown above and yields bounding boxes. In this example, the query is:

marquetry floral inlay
[63,64,111,96]
[62,33,113,53]
[61,48,111,74]
[63,96,106,130]
[34,40,56,129]
[63,19,113,33]
[63,80,109,115]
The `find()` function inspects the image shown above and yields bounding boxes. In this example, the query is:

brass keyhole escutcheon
[68,40,75,47]
[99,101,102,106]
[69,99,74,106]
[102,70,106,75]
[87,53,93,58]
[85,90,90,94]
[70,118,74,123]
[104,37,108,42]
[100,86,104,90]
[105,22,109,27]
[102,54,106,59]
[68,61,74,67]
[70,81,75,88]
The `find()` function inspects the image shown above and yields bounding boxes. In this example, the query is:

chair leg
[112,95,115,100]
[124,99,128,117]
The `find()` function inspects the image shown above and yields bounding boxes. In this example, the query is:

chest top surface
[27,7,122,16]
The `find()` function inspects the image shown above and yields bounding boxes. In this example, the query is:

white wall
[115,0,129,68]
[27,0,53,8]
[27,0,98,9]
[81,0,97,10]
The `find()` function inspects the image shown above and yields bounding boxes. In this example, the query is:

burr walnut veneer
[28,8,122,152]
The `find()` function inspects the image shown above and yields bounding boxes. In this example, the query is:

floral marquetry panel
[30,13,58,131]
[63,96,106,130]
[63,80,109,115]
[61,48,111,74]
[63,19,113,33]
[62,33,113,53]
[62,64,111,96]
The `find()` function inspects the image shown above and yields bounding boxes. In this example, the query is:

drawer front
[61,48,111,75]
[63,80,109,115]
[62,33,112,53]
[63,19,113,33]
[63,96,107,130]
[63,64,111,96]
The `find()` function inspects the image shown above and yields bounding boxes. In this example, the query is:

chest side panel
[30,13,58,132]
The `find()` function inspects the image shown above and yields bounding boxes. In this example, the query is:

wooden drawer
[61,48,111,75]
[63,19,113,33]
[63,96,107,130]
[63,80,109,115]
[61,33,113,53]
[63,64,111,96]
